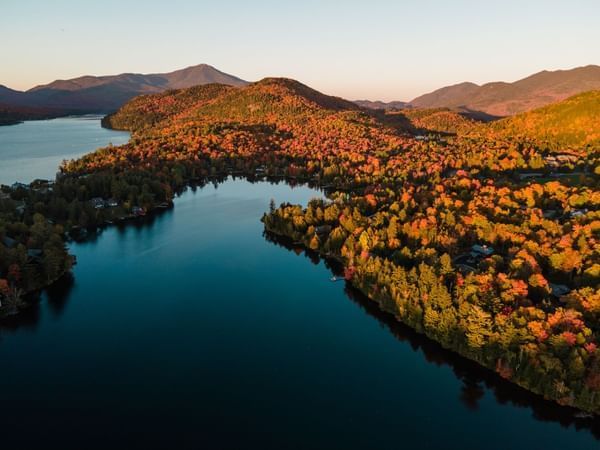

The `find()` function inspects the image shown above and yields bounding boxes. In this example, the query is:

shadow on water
[0,177,305,335]
[0,272,75,334]
[0,205,178,334]
[264,230,600,440]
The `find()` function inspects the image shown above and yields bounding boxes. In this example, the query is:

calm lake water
[0,123,599,449]
[0,116,129,185]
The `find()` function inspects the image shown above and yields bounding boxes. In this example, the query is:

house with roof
[90,198,106,209]
[314,225,332,237]
[11,182,29,191]
[549,283,571,299]
[470,244,494,258]
[569,209,587,218]
[2,236,18,249]
[132,206,146,216]
[26,249,43,264]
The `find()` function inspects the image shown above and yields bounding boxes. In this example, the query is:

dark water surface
[0,178,598,450]
[0,116,129,185]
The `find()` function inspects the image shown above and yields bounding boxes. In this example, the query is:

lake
[0,116,129,185]
[0,122,598,449]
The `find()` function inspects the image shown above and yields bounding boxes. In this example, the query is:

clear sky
[1,0,599,101]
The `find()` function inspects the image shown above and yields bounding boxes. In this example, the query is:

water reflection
[1,177,597,447]
[263,230,600,439]
[45,272,75,317]
[0,273,75,334]
[0,206,177,334]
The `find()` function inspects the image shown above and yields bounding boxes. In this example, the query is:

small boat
[330,276,344,282]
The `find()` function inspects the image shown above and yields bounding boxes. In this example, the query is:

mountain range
[0,64,247,119]
[356,65,600,117]
[410,65,600,116]
[1,64,599,125]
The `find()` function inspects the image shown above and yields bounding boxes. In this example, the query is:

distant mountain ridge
[0,64,248,116]
[2,63,600,124]
[410,65,600,116]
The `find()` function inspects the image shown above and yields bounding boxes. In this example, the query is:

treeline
[0,171,173,314]
[263,192,599,413]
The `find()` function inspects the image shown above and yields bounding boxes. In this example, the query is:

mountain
[491,90,600,147]
[353,100,409,110]
[410,82,480,110]
[0,64,248,119]
[103,78,490,139]
[410,65,600,116]
[103,77,364,133]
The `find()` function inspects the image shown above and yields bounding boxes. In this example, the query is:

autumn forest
[1,77,599,416]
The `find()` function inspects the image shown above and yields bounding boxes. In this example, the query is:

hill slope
[411,65,600,116]
[101,84,237,131]
[491,89,600,147]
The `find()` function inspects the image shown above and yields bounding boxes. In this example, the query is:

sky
[1,0,599,101]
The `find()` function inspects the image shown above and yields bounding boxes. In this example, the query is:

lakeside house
[452,244,495,273]
[91,197,120,209]
[569,209,588,218]
[11,182,29,191]
[470,244,494,258]
[544,154,578,169]
[31,180,55,194]
[15,202,26,216]
[26,249,43,264]
[314,225,332,237]
[90,197,106,209]
[132,206,146,216]
[2,236,18,249]
[549,283,571,299]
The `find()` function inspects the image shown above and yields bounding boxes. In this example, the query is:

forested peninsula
[1,79,598,414]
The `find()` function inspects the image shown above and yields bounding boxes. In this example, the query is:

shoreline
[0,266,72,318]
[263,222,599,417]
[2,165,597,417]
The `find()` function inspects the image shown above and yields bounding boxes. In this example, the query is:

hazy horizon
[2,0,599,101]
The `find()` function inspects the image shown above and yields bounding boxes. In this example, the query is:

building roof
[549,283,571,297]
[471,244,494,256]
[2,236,18,248]
[27,249,43,258]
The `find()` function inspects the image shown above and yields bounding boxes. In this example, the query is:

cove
[0,178,598,449]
